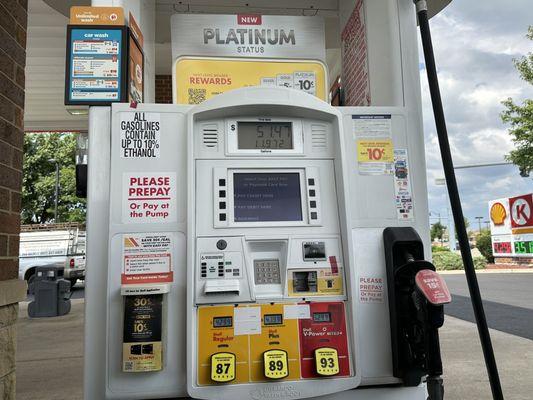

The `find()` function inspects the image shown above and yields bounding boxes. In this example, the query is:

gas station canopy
[24,0,452,132]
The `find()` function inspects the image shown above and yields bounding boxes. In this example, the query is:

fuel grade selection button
[314,347,339,376]
[263,349,289,379]
[210,352,236,382]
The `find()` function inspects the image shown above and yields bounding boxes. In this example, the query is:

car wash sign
[488,193,533,257]
[170,14,326,62]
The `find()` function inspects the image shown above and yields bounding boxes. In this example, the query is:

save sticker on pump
[356,139,394,175]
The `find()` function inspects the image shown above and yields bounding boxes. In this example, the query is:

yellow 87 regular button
[210,352,235,382]
[314,347,339,376]
[263,349,289,379]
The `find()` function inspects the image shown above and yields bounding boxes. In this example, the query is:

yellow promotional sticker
[211,352,236,382]
[315,347,340,376]
[174,57,327,104]
[356,139,394,163]
[263,349,289,379]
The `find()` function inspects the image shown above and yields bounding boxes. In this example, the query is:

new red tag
[329,256,339,275]
[415,269,451,305]
[237,14,262,25]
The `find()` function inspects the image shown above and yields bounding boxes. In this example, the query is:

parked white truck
[19,223,86,287]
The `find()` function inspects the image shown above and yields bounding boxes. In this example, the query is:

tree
[430,221,445,242]
[501,26,533,176]
[476,229,494,264]
[22,133,86,224]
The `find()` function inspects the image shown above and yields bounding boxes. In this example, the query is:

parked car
[19,223,86,287]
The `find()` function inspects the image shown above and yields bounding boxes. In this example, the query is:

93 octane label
[263,349,289,379]
[211,352,236,382]
[314,347,339,376]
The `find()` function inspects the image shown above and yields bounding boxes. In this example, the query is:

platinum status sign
[171,14,326,62]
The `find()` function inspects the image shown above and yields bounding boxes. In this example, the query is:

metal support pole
[414,1,504,399]
[54,161,60,222]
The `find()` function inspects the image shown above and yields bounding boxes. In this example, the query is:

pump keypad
[254,259,281,284]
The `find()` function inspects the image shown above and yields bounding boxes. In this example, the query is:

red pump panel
[415,269,452,305]
[298,302,350,378]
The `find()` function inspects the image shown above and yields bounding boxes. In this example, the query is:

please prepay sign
[123,172,177,223]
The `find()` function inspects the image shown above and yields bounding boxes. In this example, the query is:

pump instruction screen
[233,173,302,222]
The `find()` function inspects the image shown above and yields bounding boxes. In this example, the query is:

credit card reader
[187,87,361,399]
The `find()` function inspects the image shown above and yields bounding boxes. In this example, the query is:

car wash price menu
[66,27,126,105]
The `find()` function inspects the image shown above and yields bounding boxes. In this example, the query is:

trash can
[28,266,71,318]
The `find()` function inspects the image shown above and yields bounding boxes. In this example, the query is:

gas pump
[82,1,508,399]
[186,87,361,399]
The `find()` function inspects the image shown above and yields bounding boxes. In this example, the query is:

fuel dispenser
[82,0,499,398]
[186,88,361,399]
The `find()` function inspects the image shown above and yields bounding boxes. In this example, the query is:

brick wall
[155,75,172,104]
[341,0,371,106]
[0,1,28,398]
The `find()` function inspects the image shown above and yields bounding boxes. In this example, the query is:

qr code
[188,88,206,104]
[123,361,134,372]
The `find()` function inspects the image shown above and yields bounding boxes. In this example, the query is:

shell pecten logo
[490,202,507,225]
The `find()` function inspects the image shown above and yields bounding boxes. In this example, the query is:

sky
[419,0,533,231]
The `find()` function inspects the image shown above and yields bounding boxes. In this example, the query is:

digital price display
[213,316,233,328]
[514,241,533,255]
[493,242,512,254]
[312,312,331,323]
[264,314,283,326]
[237,122,293,150]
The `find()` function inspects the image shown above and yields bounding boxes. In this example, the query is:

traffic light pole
[413,1,504,399]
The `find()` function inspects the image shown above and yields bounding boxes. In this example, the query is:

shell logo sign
[490,202,506,225]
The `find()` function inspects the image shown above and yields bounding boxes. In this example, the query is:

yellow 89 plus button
[314,347,339,376]
[210,352,236,382]
[263,349,289,379]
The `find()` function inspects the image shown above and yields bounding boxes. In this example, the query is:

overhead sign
[489,193,533,257]
[174,57,327,104]
[171,14,326,62]
[65,26,127,105]
[70,6,124,25]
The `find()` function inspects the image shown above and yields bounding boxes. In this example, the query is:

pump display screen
[237,122,293,149]
[312,312,331,323]
[264,314,283,326]
[233,173,303,222]
[213,316,233,328]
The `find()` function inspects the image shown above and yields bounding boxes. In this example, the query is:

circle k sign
[510,194,533,228]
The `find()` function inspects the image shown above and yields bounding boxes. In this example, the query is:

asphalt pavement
[443,272,533,339]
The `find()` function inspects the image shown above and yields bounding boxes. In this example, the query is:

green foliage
[501,26,533,175]
[431,245,450,252]
[430,221,446,241]
[432,251,486,271]
[476,229,494,263]
[22,133,86,224]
